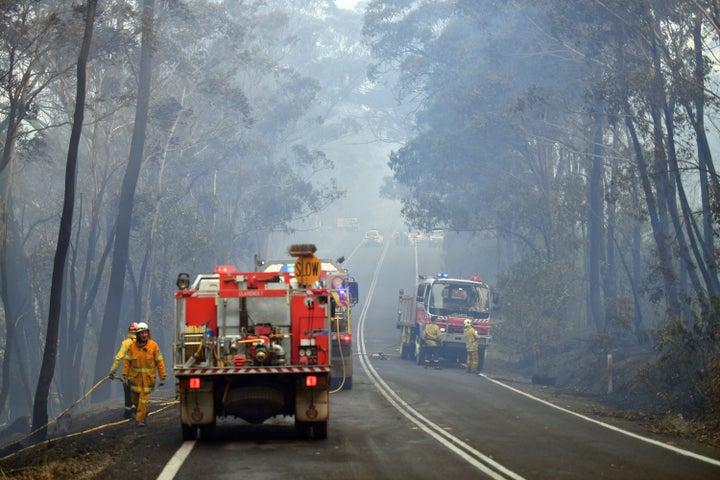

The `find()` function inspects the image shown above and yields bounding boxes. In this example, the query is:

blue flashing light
[437,272,448,278]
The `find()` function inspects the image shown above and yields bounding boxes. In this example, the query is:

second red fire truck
[397,273,492,370]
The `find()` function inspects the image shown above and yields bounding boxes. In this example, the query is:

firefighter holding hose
[109,322,137,419]
[122,322,166,426]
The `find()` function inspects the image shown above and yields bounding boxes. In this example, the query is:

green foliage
[493,256,574,367]
[705,353,720,421]
[604,297,635,342]
[641,302,720,417]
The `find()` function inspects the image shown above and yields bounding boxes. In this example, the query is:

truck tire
[199,421,216,441]
[400,342,410,359]
[313,421,328,439]
[415,337,424,366]
[477,347,486,372]
[181,423,197,441]
[296,420,311,439]
[344,376,352,390]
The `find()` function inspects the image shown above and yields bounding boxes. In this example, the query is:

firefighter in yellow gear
[122,322,166,426]
[463,319,481,373]
[109,322,137,419]
[423,317,442,369]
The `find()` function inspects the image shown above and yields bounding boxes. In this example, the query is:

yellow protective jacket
[424,322,441,347]
[122,339,167,393]
[464,325,480,351]
[110,334,135,374]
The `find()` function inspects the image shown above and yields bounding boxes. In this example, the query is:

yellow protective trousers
[130,387,152,422]
[466,350,479,373]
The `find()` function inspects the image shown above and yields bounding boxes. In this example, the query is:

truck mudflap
[295,378,329,422]
[180,383,215,426]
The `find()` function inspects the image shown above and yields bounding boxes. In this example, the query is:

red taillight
[340,333,352,345]
[305,375,318,387]
[189,377,201,389]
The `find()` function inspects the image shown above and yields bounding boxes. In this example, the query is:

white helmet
[135,322,149,333]
[464,319,472,327]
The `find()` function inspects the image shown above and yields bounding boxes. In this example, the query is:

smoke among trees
[2,0,720,438]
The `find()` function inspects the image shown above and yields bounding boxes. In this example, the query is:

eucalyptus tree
[572,0,720,320]
[0,0,79,424]
[490,0,720,400]
[31,0,98,440]
[99,0,356,347]
[121,0,256,336]
[182,0,348,264]
[364,0,594,362]
[92,0,158,401]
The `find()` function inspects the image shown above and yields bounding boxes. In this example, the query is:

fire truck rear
[173,245,332,440]
[397,274,492,370]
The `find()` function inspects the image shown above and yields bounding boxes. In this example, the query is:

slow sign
[294,255,321,286]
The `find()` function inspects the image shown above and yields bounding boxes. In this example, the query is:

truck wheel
[415,338,424,366]
[296,420,311,439]
[313,421,328,439]
[199,421,216,441]
[477,347,486,372]
[344,376,352,390]
[181,423,197,441]
[295,420,310,439]
[400,343,409,359]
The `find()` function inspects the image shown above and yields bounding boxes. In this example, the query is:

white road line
[156,440,196,480]
[357,240,525,480]
[481,374,720,467]
[362,238,720,473]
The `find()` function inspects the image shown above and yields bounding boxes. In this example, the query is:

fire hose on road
[0,375,177,462]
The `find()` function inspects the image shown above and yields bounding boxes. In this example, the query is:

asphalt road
[158,233,720,480]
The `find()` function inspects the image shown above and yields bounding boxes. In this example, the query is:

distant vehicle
[394,231,411,246]
[364,229,384,246]
[412,232,428,246]
[337,217,359,231]
[429,230,444,246]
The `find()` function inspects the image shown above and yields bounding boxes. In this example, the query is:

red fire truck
[397,274,492,370]
[173,245,332,440]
